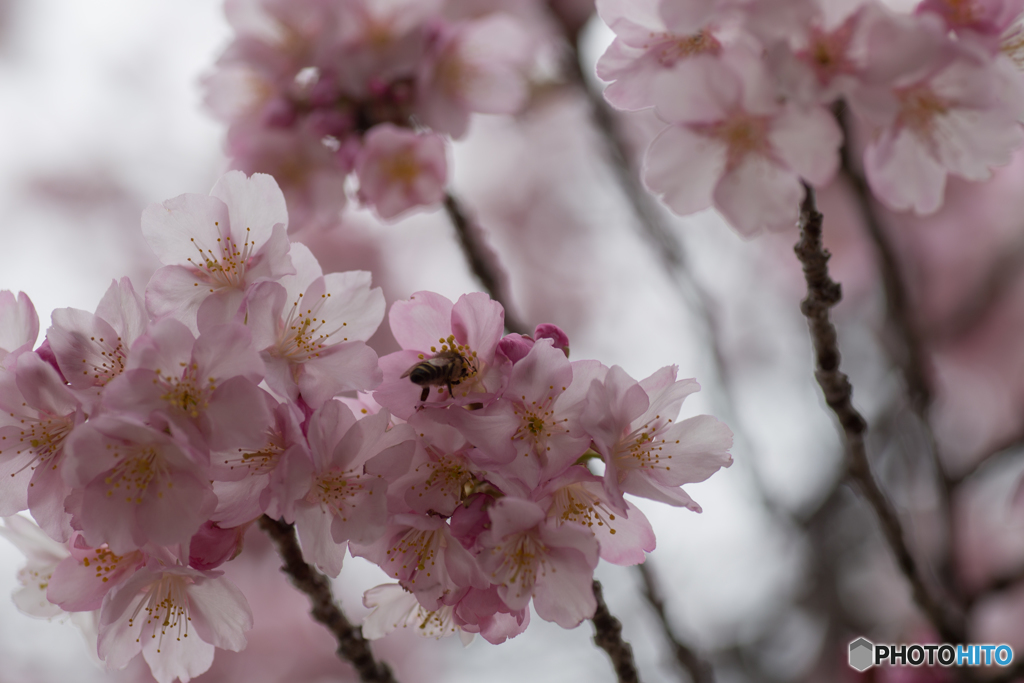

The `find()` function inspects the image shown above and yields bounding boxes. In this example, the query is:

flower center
[415,450,474,504]
[800,23,856,85]
[491,532,547,600]
[157,363,214,419]
[221,433,285,475]
[383,149,422,184]
[104,447,167,504]
[186,225,258,290]
[617,413,676,474]
[81,545,135,583]
[896,85,948,135]
[79,334,128,386]
[276,291,349,362]
[6,411,76,472]
[550,483,620,536]
[385,528,441,585]
[307,468,373,517]
[129,574,193,652]
[652,29,721,67]
[698,112,771,169]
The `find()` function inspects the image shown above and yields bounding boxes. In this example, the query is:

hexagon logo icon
[849,638,874,672]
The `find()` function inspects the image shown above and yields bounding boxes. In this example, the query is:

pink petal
[209,170,288,249]
[643,125,726,217]
[713,155,804,235]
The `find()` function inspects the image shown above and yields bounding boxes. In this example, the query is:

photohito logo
[849,638,1014,670]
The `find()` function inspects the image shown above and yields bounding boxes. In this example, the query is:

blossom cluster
[0,172,732,682]
[205,0,541,228]
[598,0,1024,235]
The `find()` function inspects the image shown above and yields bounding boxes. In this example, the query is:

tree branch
[794,185,964,646]
[636,563,715,683]
[442,192,529,336]
[258,515,399,683]
[591,579,642,683]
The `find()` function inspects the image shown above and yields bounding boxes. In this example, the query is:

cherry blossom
[0,351,83,539]
[477,497,599,629]
[143,171,293,330]
[245,243,384,408]
[355,124,448,220]
[375,291,509,418]
[63,416,216,554]
[0,515,71,619]
[97,563,253,683]
[47,278,148,400]
[293,400,414,577]
[644,54,843,235]
[583,365,734,511]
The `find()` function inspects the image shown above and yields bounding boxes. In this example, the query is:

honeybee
[401,349,474,402]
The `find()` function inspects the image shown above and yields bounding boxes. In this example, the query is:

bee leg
[446,380,455,400]
[419,386,430,402]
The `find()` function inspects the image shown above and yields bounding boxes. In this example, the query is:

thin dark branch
[794,185,965,646]
[591,579,642,683]
[548,16,815,676]
[636,563,715,683]
[258,515,398,683]
[442,192,529,336]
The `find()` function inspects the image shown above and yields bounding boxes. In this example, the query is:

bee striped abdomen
[402,350,473,402]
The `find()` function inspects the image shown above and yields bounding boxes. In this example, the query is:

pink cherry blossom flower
[644,54,843,235]
[293,400,415,577]
[63,416,216,554]
[917,0,1024,47]
[477,497,599,629]
[351,513,488,609]
[47,277,148,404]
[355,124,447,220]
[0,291,38,365]
[537,466,657,566]
[448,341,594,492]
[596,0,735,111]
[855,44,1024,214]
[747,0,886,105]
[245,243,384,408]
[0,351,83,540]
[210,397,314,528]
[449,584,530,645]
[97,562,253,683]
[101,319,271,453]
[46,533,146,612]
[143,171,294,331]
[390,415,479,517]
[0,514,70,618]
[582,365,734,511]
[415,13,533,138]
[362,582,472,644]
[375,291,509,419]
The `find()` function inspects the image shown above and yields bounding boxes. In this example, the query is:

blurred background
[2,1,1023,682]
